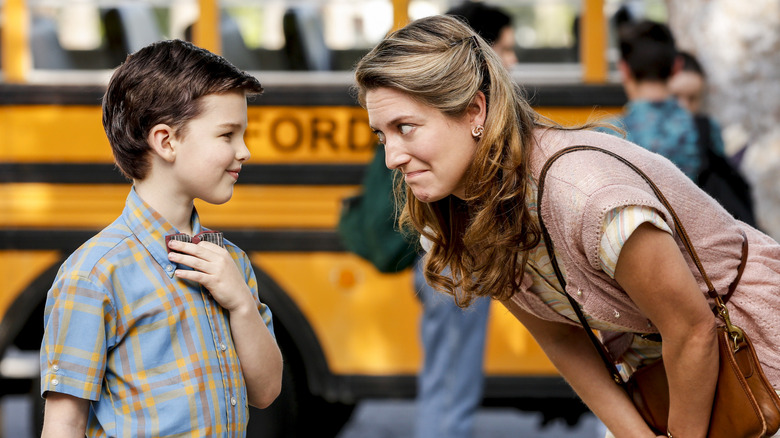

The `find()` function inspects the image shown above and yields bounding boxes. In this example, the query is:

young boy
[39,39,283,437]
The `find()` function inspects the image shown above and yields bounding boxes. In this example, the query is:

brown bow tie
[165,231,224,252]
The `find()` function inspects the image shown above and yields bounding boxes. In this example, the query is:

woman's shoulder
[531,128,659,183]
[533,127,637,154]
[530,127,680,229]
[532,127,686,181]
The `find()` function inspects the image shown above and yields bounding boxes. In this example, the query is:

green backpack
[337,145,419,273]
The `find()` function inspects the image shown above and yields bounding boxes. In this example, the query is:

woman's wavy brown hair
[353,15,559,306]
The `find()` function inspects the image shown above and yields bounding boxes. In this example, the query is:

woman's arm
[41,392,89,438]
[614,223,718,437]
[502,300,659,438]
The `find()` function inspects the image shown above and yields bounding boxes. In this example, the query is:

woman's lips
[404,170,426,180]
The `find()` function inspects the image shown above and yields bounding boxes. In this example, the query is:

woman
[354,15,780,438]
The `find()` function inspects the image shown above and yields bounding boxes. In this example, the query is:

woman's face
[366,87,484,203]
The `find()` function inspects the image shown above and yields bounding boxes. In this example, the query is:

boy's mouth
[227,168,241,180]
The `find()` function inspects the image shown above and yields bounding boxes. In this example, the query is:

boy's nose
[236,141,251,162]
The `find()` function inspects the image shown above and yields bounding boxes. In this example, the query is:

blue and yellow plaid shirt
[40,187,274,437]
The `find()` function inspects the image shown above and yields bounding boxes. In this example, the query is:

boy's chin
[199,191,234,205]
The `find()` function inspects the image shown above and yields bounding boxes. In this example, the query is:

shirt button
[51,378,59,386]
[166,265,174,272]
[52,364,60,372]
[230,396,237,406]
[613,310,621,318]
[576,289,582,296]
[220,343,227,352]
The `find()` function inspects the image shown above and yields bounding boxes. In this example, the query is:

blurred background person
[606,20,756,227]
[608,20,705,180]
[447,1,518,69]
[668,51,706,115]
[411,3,516,438]
[670,50,757,226]
[669,51,730,158]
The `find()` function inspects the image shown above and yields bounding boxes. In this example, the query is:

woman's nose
[383,143,409,170]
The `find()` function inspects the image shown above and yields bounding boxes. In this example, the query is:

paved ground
[2,395,607,438]
[2,395,35,438]
[336,399,607,438]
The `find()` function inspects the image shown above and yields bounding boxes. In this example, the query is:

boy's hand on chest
[167,240,254,312]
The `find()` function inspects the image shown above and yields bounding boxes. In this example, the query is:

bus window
[502,0,581,63]
[27,0,169,71]
[409,0,580,64]
[17,0,670,80]
[604,0,669,65]
[221,0,394,71]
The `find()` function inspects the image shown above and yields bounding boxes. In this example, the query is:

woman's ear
[468,91,487,126]
[147,124,176,163]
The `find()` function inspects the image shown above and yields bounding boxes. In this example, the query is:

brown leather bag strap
[536,145,717,290]
[538,145,716,293]
[723,229,748,304]
[536,145,746,384]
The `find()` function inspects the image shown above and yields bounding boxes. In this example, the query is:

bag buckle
[715,295,744,351]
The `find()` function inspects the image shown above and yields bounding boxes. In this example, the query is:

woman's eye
[399,124,413,135]
[374,131,386,144]
[222,132,234,139]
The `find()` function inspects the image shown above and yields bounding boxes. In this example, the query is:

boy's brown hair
[102,39,263,180]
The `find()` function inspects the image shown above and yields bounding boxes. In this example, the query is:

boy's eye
[221,132,234,139]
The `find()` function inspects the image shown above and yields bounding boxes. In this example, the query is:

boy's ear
[147,123,177,163]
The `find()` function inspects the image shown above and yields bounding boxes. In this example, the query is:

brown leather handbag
[537,145,780,437]
[627,326,780,437]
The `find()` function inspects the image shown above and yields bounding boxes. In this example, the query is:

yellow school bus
[0,0,632,435]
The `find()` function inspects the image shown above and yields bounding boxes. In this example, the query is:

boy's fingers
[167,239,198,254]
[196,241,228,259]
[174,269,208,284]
[168,252,210,273]
[168,240,221,260]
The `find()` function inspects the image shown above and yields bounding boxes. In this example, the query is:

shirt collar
[122,187,204,277]
[626,97,679,112]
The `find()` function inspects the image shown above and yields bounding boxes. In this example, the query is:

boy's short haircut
[102,39,264,180]
[618,20,677,82]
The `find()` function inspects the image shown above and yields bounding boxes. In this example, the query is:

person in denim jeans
[413,257,491,438]
[412,3,515,437]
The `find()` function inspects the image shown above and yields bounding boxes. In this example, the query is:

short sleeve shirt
[524,178,670,372]
[40,187,274,437]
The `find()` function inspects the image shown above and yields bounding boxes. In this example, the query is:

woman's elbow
[688,310,718,339]
[666,313,717,351]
